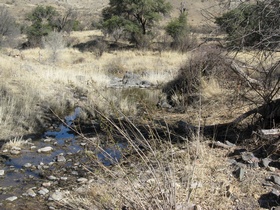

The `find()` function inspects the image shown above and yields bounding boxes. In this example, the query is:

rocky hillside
[0,0,250,27]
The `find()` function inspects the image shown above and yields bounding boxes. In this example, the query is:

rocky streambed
[0,72,161,209]
[0,107,123,209]
[1,103,280,209]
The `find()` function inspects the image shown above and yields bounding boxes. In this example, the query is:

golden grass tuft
[2,136,30,150]
[201,77,224,100]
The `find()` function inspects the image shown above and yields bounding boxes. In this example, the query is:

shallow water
[0,108,83,199]
[0,107,126,200]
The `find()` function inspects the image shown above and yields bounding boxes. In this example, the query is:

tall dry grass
[0,47,187,139]
[58,108,240,210]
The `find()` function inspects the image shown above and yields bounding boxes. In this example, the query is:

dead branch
[227,59,263,88]
[175,98,280,141]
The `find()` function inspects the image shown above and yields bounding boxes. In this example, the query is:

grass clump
[104,58,126,76]
[2,136,30,150]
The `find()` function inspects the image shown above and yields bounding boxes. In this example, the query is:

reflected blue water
[0,106,127,201]
[44,107,81,145]
[1,107,83,195]
[97,142,127,166]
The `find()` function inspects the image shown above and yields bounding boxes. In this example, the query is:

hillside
[1,0,279,209]
[0,0,243,27]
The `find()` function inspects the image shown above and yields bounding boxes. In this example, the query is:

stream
[0,107,123,202]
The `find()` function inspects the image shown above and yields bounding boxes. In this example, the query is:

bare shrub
[189,25,216,34]
[171,33,198,52]
[72,57,85,64]
[162,45,229,107]
[0,6,20,48]
[59,109,207,209]
[105,58,126,76]
[153,34,173,52]
[132,33,153,50]
[93,38,108,57]
[42,31,66,63]
[54,8,80,33]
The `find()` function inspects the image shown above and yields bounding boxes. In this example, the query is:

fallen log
[174,98,280,142]
[259,129,280,136]
[211,141,236,149]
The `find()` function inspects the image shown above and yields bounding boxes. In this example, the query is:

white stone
[38,187,49,195]
[48,175,57,180]
[0,170,4,176]
[71,171,78,176]
[6,196,17,201]
[77,178,88,183]
[49,191,64,201]
[43,165,49,169]
[44,138,52,142]
[56,154,66,162]
[10,150,21,155]
[24,163,32,168]
[42,182,52,187]
[38,146,53,153]
[60,177,68,181]
[26,188,36,197]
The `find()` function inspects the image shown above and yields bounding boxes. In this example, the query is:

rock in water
[38,146,53,153]
[26,188,36,197]
[49,190,66,201]
[0,170,4,176]
[56,154,66,162]
[6,196,17,201]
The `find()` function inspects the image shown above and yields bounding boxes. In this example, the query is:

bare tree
[54,8,79,33]
[0,6,20,47]
[42,31,66,63]
[214,0,280,129]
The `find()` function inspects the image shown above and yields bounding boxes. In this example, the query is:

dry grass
[54,101,270,210]
[0,39,272,210]
[59,112,267,210]
[0,47,187,139]
[60,112,205,209]
[0,1,273,209]
[2,136,30,150]
[201,77,224,100]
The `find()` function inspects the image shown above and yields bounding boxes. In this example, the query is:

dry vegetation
[58,112,270,210]
[1,45,276,209]
[0,46,186,139]
[0,0,279,210]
